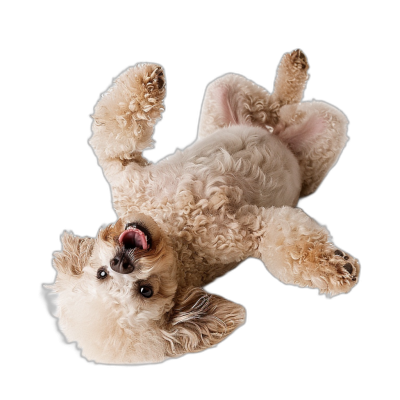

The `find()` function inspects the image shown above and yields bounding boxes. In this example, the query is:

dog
[49,50,360,364]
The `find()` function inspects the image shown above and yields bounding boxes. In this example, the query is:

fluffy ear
[53,232,95,276]
[162,287,245,357]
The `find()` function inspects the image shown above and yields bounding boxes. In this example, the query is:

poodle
[49,50,360,364]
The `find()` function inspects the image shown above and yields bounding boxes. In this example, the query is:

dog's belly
[155,125,302,209]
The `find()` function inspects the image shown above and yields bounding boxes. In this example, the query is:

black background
[24,19,391,399]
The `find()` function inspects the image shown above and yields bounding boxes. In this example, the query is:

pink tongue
[119,228,148,250]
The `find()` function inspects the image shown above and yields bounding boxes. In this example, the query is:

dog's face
[50,213,245,364]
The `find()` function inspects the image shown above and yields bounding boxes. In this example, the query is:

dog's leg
[198,73,273,139]
[198,50,309,138]
[273,101,348,197]
[267,49,309,125]
[183,204,359,295]
[252,206,359,296]
[90,63,166,185]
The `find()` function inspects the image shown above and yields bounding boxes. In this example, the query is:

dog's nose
[110,255,135,274]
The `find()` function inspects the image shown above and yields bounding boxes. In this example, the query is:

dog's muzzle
[110,223,153,274]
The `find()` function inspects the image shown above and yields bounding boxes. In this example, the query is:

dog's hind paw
[269,49,310,111]
[153,66,165,90]
[289,49,309,71]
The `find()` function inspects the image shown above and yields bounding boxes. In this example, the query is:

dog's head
[50,213,245,364]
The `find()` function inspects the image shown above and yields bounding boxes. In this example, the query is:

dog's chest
[117,127,301,213]
[112,127,302,280]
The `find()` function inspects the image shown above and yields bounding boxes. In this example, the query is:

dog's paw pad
[144,67,164,91]
[303,246,360,295]
[289,49,309,71]
[150,67,165,90]
[332,248,359,283]
[343,262,353,274]
[334,250,351,263]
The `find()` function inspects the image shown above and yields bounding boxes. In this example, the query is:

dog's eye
[139,285,153,298]
[97,268,108,280]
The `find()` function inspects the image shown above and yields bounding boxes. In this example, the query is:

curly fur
[49,50,360,364]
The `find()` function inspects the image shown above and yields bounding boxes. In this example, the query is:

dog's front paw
[333,249,359,279]
[91,62,167,158]
[297,244,360,296]
[127,64,166,121]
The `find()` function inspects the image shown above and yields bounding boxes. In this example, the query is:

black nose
[110,254,135,274]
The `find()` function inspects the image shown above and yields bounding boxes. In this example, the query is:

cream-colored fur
[50,50,359,364]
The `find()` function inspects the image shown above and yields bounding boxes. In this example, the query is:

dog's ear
[53,232,95,276]
[162,287,245,357]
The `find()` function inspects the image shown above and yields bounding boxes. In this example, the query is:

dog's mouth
[119,223,152,250]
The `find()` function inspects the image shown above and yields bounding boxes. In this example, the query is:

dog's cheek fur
[54,268,172,364]
[128,247,179,331]
[161,287,245,357]
[57,281,167,364]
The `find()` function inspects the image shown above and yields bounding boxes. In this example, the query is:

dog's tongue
[119,228,148,250]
